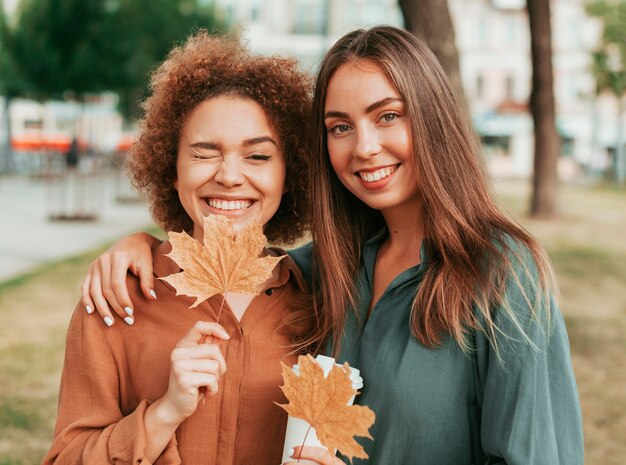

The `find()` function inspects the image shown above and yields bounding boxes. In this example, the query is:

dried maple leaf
[277,354,375,462]
[160,215,284,308]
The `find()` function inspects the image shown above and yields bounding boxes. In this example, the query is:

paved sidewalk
[0,171,152,282]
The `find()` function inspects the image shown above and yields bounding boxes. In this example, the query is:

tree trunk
[528,0,559,217]
[398,0,465,103]
[1,95,14,173]
[616,96,625,184]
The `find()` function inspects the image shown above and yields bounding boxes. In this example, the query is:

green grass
[1,186,625,464]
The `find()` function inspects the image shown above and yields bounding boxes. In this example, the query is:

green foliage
[0,1,26,96]
[107,0,230,119]
[2,0,228,117]
[586,0,626,97]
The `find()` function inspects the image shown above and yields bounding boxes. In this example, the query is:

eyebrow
[190,141,222,150]
[365,97,402,113]
[242,136,277,147]
[189,136,277,150]
[324,97,403,120]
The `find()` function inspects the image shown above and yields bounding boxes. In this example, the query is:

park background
[0,0,625,464]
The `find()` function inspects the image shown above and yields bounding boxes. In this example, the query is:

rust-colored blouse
[42,242,306,465]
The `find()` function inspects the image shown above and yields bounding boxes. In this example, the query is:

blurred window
[505,75,515,100]
[477,18,487,47]
[361,3,387,25]
[24,119,43,129]
[476,74,484,98]
[293,0,326,34]
[506,16,517,45]
[561,136,574,158]
[481,135,511,157]
[251,0,261,20]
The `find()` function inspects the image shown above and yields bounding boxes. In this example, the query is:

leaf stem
[298,425,313,462]
[216,292,227,324]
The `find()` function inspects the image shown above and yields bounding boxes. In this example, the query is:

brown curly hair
[127,31,312,244]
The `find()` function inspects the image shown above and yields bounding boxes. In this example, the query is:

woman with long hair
[79,27,583,465]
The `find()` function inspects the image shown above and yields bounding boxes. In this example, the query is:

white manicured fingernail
[124,307,134,316]
[104,316,113,327]
[124,317,134,325]
[288,448,294,457]
[85,305,93,314]
[150,289,157,300]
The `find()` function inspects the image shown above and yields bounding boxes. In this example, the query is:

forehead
[325,59,400,108]
[183,95,277,138]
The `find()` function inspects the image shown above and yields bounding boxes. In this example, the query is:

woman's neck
[380,201,425,257]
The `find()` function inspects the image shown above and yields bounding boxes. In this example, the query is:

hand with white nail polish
[80,232,160,326]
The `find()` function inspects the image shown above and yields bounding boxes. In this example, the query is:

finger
[89,267,116,327]
[176,321,230,347]
[176,372,219,396]
[109,252,137,316]
[172,354,225,376]
[99,255,128,320]
[81,265,96,315]
[171,344,227,375]
[133,260,156,301]
[288,446,340,465]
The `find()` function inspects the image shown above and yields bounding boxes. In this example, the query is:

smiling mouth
[205,198,253,211]
[356,164,399,183]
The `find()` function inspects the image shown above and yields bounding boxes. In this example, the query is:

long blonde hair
[308,26,556,354]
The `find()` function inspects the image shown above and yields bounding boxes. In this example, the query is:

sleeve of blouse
[474,248,584,465]
[41,303,181,465]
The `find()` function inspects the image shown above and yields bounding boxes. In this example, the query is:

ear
[173,178,178,190]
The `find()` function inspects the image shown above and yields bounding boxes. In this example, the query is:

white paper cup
[280,355,363,464]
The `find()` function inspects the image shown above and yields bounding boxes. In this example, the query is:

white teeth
[358,166,396,183]
[207,199,252,210]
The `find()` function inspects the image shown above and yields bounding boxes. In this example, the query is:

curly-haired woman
[42,31,315,465]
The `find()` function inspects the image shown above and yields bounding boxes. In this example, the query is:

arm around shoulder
[81,231,162,325]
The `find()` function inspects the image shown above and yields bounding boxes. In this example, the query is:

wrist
[146,397,185,431]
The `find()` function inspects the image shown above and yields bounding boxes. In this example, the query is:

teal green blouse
[288,235,583,465]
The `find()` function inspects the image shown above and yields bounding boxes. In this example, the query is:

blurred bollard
[113,150,141,204]
[47,144,103,222]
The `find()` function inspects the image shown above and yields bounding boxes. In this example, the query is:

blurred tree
[398,0,465,102]
[587,0,626,184]
[109,0,228,121]
[527,0,559,217]
[9,0,124,99]
[7,0,226,120]
[0,0,26,172]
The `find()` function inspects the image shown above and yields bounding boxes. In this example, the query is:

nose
[353,124,382,160]
[215,157,245,187]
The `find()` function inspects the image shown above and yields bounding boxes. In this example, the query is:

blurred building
[2,0,621,179]
[214,0,620,180]
[212,0,403,70]
[453,0,614,179]
[7,94,124,154]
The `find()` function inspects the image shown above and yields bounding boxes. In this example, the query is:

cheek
[255,165,286,202]
[327,138,352,171]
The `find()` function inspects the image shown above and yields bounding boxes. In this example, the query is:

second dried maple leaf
[278,354,375,462]
[160,215,284,307]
